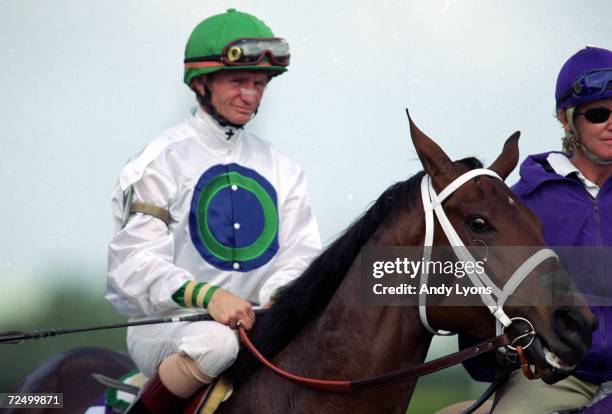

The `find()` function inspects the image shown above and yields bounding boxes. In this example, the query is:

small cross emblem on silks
[225,129,235,140]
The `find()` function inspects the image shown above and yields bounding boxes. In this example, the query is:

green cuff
[171,282,190,307]
[172,281,220,309]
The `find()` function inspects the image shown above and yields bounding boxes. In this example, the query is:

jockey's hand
[207,288,255,330]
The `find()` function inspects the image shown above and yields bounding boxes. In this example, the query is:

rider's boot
[125,370,188,414]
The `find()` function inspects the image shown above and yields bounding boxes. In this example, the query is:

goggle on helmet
[185,37,290,69]
[557,68,612,108]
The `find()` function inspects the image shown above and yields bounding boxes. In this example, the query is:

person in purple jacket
[459,46,612,414]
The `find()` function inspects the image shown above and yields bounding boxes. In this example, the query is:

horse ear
[406,109,453,178]
[488,131,520,181]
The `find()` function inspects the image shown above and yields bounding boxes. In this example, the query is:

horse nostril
[552,307,595,342]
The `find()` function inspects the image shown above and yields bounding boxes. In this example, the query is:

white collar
[190,106,244,151]
[118,108,245,191]
[546,152,599,198]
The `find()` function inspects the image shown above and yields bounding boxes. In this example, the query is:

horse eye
[467,216,490,233]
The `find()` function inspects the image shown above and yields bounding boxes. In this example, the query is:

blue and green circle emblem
[189,164,279,271]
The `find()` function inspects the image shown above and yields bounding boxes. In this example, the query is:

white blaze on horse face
[508,196,516,206]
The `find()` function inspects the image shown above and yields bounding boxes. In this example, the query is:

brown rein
[516,344,539,380]
[238,327,510,393]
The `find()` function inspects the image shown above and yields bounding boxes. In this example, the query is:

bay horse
[11,115,596,414]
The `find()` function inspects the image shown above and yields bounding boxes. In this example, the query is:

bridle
[237,168,554,392]
[418,168,558,338]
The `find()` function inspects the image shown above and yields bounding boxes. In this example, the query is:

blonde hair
[558,106,578,152]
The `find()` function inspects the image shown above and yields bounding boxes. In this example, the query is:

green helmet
[183,9,289,86]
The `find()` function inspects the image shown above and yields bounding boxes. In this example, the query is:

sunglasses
[575,107,612,124]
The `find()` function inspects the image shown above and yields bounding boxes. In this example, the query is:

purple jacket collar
[514,151,612,198]
[512,151,573,196]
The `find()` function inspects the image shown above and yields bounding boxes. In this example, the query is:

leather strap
[238,327,510,393]
[130,202,171,225]
[516,344,538,380]
[238,327,351,392]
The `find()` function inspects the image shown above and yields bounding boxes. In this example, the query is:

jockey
[460,46,612,413]
[106,9,321,413]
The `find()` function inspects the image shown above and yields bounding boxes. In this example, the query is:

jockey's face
[573,98,612,161]
[195,70,269,126]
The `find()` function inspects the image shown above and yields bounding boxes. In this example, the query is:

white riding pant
[127,320,239,378]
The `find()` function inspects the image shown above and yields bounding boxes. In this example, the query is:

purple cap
[555,46,612,109]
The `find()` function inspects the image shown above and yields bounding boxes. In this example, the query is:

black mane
[227,157,483,386]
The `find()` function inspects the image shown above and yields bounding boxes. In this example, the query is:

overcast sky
[2,0,611,302]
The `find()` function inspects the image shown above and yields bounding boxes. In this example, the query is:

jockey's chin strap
[418,169,558,337]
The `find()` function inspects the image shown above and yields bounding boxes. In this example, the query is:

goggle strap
[184,55,223,64]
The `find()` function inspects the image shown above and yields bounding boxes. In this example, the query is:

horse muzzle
[524,307,597,383]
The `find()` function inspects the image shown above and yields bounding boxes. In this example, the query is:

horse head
[407,112,596,384]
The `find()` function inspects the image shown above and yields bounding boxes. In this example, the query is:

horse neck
[222,199,436,413]
[272,206,433,408]
[319,252,433,374]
